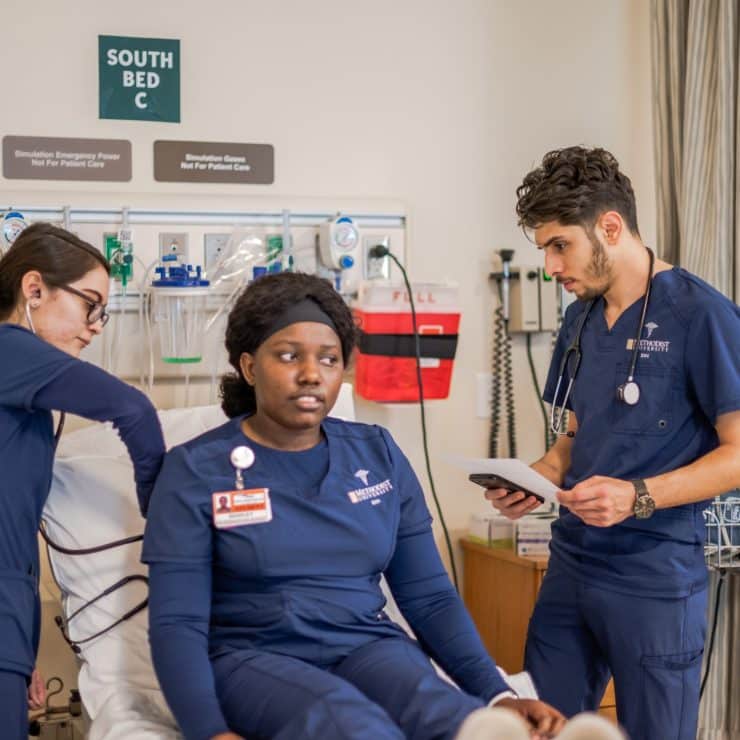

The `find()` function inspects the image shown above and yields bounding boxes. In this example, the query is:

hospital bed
[43,386,536,739]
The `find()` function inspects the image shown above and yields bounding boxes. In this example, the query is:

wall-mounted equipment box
[508,267,558,333]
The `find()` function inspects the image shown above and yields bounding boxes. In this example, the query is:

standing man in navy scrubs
[486,146,740,740]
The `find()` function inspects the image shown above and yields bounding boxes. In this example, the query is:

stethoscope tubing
[550,248,655,436]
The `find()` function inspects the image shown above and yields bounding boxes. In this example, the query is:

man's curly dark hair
[515,146,640,236]
[219,272,358,417]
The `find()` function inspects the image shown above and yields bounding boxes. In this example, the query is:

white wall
[2,0,656,573]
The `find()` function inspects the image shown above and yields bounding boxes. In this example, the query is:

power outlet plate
[363,235,391,279]
[158,232,189,260]
[203,233,229,273]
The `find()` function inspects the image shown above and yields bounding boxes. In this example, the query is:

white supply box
[468,513,514,549]
[515,514,556,557]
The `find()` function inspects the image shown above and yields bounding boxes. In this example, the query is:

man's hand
[557,476,636,527]
[485,488,542,519]
[495,697,566,738]
[28,668,46,709]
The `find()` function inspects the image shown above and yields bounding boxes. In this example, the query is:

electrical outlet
[203,233,229,273]
[363,235,391,279]
[158,232,189,260]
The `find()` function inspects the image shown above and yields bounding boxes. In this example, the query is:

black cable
[503,326,516,458]
[39,520,142,555]
[547,328,559,449]
[55,575,149,653]
[39,519,148,652]
[699,573,725,700]
[490,281,516,458]
[526,333,550,453]
[379,249,459,591]
[489,305,504,458]
[53,411,66,448]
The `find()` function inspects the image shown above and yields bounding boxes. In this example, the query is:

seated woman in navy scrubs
[143,272,570,740]
[0,223,165,740]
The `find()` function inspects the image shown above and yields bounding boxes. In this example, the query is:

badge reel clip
[230,446,255,490]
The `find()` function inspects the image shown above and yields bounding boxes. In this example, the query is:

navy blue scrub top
[143,417,509,739]
[0,324,164,676]
[543,267,740,597]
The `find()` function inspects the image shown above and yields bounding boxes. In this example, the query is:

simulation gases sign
[154,140,275,184]
[99,35,180,122]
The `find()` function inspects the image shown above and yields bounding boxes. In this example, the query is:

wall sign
[154,140,274,184]
[99,35,180,122]
[3,136,132,181]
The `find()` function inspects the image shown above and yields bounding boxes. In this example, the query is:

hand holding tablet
[448,457,560,505]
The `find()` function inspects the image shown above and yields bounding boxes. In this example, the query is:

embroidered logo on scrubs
[354,469,370,485]
[626,323,671,354]
[212,489,272,529]
[346,478,393,504]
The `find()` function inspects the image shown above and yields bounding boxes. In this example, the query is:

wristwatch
[631,478,656,519]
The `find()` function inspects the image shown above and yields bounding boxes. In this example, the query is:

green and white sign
[99,35,180,122]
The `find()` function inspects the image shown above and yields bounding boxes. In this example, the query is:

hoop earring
[24,300,37,334]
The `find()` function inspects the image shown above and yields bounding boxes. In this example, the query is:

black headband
[258,298,339,347]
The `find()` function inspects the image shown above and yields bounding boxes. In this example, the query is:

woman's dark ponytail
[0,267,15,316]
[219,372,256,418]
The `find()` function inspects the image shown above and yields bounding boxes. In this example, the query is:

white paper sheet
[447,457,560,503]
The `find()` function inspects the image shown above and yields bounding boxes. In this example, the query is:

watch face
[634,495,656,519]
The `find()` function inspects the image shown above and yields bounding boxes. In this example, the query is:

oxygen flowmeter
[319,215,360,270]
[1,210,27,253]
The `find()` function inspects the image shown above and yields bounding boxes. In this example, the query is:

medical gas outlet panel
[2,206,405,384]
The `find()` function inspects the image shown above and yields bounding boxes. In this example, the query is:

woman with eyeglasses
[0,222,165,739]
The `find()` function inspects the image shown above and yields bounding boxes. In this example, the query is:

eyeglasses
[58,284,110,326]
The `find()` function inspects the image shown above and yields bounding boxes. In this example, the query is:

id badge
[212,488,272,529]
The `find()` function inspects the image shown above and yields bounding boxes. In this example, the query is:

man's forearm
[532,458,565,487]
[647,442,740,509]
[532,436,572,488]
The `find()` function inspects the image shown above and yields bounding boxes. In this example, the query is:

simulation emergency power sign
[99,35,180,122]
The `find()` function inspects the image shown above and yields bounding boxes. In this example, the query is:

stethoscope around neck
[550,247,655,438]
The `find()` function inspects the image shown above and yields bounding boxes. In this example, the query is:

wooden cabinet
[460,539,616,720]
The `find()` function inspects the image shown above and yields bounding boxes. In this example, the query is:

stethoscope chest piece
[617,379,641,406]
[230,445,255,490]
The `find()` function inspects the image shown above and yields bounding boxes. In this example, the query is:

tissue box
[516,514,555,557]
[468,513,514,549]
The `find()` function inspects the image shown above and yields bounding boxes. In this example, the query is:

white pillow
[44,404,228,722]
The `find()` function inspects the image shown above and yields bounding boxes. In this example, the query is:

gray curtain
[700,570,740,740]
[651,0,738,300]
[651,2,740,738]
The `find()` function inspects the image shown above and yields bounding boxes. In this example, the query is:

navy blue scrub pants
[525,564,706,740]
[0,670,29,740]
[212,636,486,740]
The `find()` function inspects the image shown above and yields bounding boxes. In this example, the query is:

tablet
[446,456,559,504]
